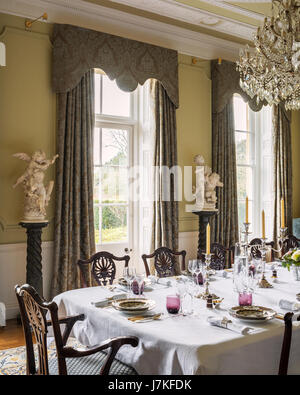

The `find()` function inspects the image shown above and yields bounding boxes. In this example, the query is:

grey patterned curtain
[150,80,179,273]
[212,97,239,248]
[51,70,95,296]
[273,104,293,243]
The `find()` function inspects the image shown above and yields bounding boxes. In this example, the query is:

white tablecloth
[52,267,300,375]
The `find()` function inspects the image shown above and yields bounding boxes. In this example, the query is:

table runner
[52,267,300,375]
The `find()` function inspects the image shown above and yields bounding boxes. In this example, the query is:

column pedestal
[19,221,49,297]
[192,211,217,258]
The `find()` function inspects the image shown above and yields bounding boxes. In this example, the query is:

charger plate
[229,306,276,322]
[112,298,156,315]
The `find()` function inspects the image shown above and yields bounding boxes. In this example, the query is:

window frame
[93,71,139,248]
[234,95,273,240]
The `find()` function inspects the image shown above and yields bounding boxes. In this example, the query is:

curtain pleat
[273,104,293,244]
[150,80,179,273]
[212,97,239,248]
[51,70,95,296]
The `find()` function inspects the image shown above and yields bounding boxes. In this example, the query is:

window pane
[237,166,253,200]
[238,199,253,231]
[102,75,131,117]
[94,73,101,114]
[94,205,101,244]
[102,128,128,166]
[93,167,101,203]
[101,167,128,203]
[101,206,128,243]
[234,95,249,131]
[94,128,100,165]
[235,132,252,165]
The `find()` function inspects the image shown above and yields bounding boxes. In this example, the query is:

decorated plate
[112,298,156,314]
[229,306,276,322]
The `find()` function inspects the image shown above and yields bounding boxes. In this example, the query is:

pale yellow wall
[291,110,300,219]
[0,13,56,244]
[0,12,298,244]
[177,55,212,232]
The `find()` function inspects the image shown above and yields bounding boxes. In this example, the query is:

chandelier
[236,0,300,110]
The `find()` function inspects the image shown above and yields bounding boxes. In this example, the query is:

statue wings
[13,153,31,162]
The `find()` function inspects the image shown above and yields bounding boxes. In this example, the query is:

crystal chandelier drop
[236,0,300,110]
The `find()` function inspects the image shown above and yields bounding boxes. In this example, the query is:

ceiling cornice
[0,0,248,60]
[106,0,258,39]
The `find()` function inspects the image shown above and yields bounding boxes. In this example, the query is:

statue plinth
[192,211,218,258]
[20,221,49,297]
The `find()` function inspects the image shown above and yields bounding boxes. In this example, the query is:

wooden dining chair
[278,312,300,375]
[280,235,300,256]
[249,238,275,261]
[198,243,232,270]
[142,247,186,277]
[77,251,130,287]
[15,284,138,375]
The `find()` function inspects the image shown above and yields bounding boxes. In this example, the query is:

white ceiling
[0,0,272,60]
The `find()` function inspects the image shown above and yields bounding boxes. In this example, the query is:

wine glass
[176,278,187,315]
[185,278,198,315]
[188,260,203,286]
[123,267,136,296]
[134,273,145,297]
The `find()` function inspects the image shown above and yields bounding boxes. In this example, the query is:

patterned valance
[211,59,266,114]
[52,24,179,108]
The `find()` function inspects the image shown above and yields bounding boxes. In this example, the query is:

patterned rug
[0,338,137,375]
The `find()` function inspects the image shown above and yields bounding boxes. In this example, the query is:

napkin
[157,278,172,286]
[91,293,127,308]
[207,316,257,335]
[148,276,172,287]
[279,299,300,311]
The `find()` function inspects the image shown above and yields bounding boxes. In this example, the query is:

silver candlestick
[242,222,252,247]
[258,238,273,288]
[202,253,212,299]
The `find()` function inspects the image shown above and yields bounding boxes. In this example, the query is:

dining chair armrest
[47,314,85,346]
[62,336,139,375]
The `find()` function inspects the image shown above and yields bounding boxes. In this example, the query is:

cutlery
[128,313,161,322]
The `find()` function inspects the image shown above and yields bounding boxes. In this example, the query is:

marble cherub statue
[13,150,58,221]
[192,155,223,211]
[203,165,223,210]
[192,154,205,211]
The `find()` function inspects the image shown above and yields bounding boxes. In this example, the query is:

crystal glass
[185,279,198,315]
[166,295,180,314]
[123,267,136,296]
[233,243,248,292]
[238,292,253,306]
[132,273,145,296]
[188,260,204,286]
[176,278,187,314]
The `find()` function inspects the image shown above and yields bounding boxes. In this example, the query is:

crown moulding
[0,0,253,60]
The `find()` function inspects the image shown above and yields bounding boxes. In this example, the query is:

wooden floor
[0,319,25,350]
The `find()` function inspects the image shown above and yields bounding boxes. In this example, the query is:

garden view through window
[93,70,133,245]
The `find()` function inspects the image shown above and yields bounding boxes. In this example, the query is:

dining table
[52,265,300,375]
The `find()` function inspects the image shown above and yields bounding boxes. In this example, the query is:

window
[93,70,136,248]
[233,94,273,240]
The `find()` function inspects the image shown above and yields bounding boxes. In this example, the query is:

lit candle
[281,198,285,228]
[246,196,249,224]
[206,223,210,255]
[262,210,266,239]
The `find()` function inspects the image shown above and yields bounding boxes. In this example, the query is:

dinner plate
[112,298,156,315]
[229,306,276,322]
